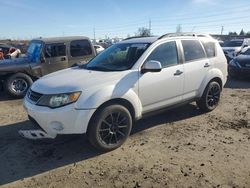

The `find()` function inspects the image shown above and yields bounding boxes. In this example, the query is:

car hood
[222,47,241,52]
[0,56,29,65]
[31,67,132,94]
[0,56,30,71]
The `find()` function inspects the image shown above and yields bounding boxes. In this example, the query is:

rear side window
[70,40,92,57]
[202,41,216,58]
[45,43,66,58]
[181,40,205,62]
[146,41,178,68]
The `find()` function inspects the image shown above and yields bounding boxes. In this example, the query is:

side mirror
[243,44,248,48]
[141,60,162,74]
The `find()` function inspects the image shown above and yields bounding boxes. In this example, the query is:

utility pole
[93,27,96,43]
[149,19,151,35]
[191,26,196,32]
[221,26,224,35]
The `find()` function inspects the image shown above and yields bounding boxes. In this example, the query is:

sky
[0,0,250,40]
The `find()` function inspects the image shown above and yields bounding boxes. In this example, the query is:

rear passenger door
[181,39,212,100]
[43,43,68,74]
[69,40,94,66]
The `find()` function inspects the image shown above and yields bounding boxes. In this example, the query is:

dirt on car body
[0,78,250,188]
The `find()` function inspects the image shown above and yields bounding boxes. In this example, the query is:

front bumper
[229,66,250,77]
[22,98,96,139]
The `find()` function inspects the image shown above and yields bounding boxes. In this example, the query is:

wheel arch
[92,98,136,120]
[86,98,137,134]
[210,77,222,89]
[198,69,224,98]
[3,71,35,81]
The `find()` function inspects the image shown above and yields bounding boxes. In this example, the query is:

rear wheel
[87,105,132,151]
[4,73,33,98]
[196,81,221,112]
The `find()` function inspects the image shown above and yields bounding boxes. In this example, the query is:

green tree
[239,29,245,35]
[228,31,238,36]
[136,27,151,37]
[176,24,182,33]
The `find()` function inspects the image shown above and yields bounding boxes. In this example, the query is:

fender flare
[197,68,224,98]
[75,85,143,119]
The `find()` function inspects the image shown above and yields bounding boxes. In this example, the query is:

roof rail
[158,32,212,40]
[123,36,152,41]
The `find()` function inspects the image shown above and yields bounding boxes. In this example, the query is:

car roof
[119,33,214,44]
[31,36,90,43]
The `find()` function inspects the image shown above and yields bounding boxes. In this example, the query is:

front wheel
[87,105,132,151]
[4,73,33,98]
[196,81,221,112]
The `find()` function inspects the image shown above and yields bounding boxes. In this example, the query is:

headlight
[37,92,81,108]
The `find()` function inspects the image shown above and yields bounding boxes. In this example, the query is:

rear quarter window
[181,40,206,62]
[201,41,216,58]
[70,40,92,57]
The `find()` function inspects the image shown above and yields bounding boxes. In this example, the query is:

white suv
[21,33,228,151]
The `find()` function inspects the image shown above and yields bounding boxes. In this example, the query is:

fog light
[50,121,64,131]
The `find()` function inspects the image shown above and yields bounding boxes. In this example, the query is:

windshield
[27,41,43,62]
[241,48,250,55]
[223,40,243,47]
[85,43,150,71]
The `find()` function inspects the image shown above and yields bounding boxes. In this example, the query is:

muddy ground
[0,78,250,188]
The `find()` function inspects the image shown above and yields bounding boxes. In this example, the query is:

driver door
[139,41,184,113]
[42,43,68,75]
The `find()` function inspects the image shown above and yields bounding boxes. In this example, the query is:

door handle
[204,63,210,68]
[61,57,66,61]
[174,70,183,76]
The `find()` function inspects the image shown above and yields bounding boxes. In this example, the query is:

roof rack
[158,32,212,40]
[123,36,153,41]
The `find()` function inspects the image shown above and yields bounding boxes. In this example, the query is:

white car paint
[94,45,105,54]
[22,35,227,139]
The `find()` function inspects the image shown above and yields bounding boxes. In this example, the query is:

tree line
[133,27,250,37]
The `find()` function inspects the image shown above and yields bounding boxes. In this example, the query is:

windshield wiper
[85,66,114,72]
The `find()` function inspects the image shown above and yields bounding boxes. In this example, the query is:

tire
[4,73,33,98]
[87,105,132,151]
[196,81,221,112]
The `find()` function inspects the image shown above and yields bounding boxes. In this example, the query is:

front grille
[27,89,43,103]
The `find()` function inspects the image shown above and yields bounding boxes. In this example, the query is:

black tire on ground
[87,105,132,151]
[4,73,33,98]
[196,81,221,112]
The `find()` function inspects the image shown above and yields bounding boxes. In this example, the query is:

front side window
[85,43,149,71]
[45,43,66,58]
[202,41,216,58]
[146,41,178,68]
[182,40,206,62]
[70,40,92,57]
